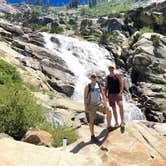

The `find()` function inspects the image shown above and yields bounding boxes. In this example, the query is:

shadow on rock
[70,127,118,154]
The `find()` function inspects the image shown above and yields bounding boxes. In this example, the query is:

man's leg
[106,108,111,128]
[112,105,118,126]
[109,94,118,126]
[117,100,124,124]
[117,100,125,133]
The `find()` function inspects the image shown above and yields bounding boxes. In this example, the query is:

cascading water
[42,32,111,101]
[42,32,146,124]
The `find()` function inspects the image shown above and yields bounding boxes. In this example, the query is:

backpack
[87,81,102,103]
[88,81,102,94]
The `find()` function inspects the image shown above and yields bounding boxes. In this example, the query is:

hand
[85,105,89,112]
[104,102,108,109]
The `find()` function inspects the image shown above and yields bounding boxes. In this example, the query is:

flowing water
[42,32,146,125]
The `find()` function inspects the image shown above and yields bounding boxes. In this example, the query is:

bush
[0,60,21,84]
[80,19,92,28]
[129,32,141,47]
[99,33,114,44]
[130,27,153,47]
[0,60,78,146]
[151,35,161,47]
[50,25,64,34]
[0,60,44,139]
[40,122,78,147]
[155,15,164,25]
[139,27,153,34]
[65,24,72,30]
[0,84,44,139]
[38,26,50,32]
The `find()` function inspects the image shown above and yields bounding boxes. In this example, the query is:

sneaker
[107,126,113,132]
[114,123,119,128]
[120,122,125,134]
[91,135,99,143]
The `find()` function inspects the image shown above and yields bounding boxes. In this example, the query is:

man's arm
[84,85,89,112]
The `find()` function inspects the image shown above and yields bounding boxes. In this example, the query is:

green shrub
[81,1,130,16]
[139,27,153,34]
[65,24,72,30]
[0,84,44,140]
[0,60,78,146]
[0,60,44,139]
[99,33,114,44]
[38,26,50,32]
[151,35,161,47]
[50,25,64,34]
[80,19,92,28]
[130,27,153,47]
[108,12,121,18]
[129,32,141,47]
[155,15,164,25]
[0,60,21,84]
[40,122,78,147]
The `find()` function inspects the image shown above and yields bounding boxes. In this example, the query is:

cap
[90,73,97,78]
[108,63,116,69]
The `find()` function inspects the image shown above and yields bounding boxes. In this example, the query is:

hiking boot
[107,126,113,132]
[91,135,99,143]
[114,123,119,128]
[120,122,125,134]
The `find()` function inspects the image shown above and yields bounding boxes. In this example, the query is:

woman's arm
[84,85,89,112]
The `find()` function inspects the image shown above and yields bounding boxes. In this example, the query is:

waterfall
[42,32,146,123]
[42,32,112,101]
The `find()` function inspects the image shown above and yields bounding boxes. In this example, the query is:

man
[84,73,107,143]
[105,64,125,131]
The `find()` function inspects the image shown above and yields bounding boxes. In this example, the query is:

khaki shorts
[87,103,105,122]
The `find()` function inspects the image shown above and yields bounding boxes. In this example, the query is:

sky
[7,0,89,6]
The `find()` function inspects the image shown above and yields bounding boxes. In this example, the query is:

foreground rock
[70,122,166,166]
[98,122,166,165]
[0,138,97,166]
[0,122,165,165]
[22,129,52,147]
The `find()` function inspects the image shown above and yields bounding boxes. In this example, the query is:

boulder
[98,122,166,165]
[100,18,125,32]
[28,33,45,47]
[0,27,12,38]
[0,138,93,166]
[48,78,75,97]
[0,1,19,14]
[0,20,24,36]
[0,133,13,140]
[153,123,166,136]
[22,129,52,147]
